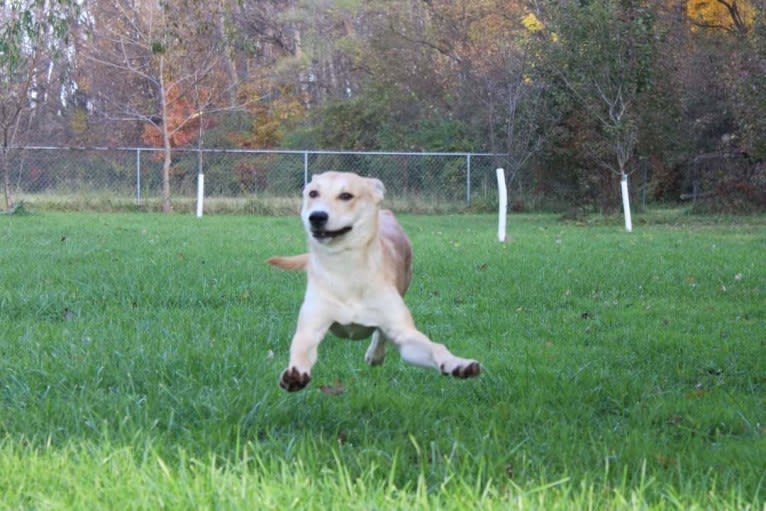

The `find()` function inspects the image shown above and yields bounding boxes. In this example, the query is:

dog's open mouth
[311,226,352,240]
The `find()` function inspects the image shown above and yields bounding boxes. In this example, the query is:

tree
[687,0,757,33]
[537,0,657,230]
[681,0,765,211]
[0,0,78,210]
[496,8,558,202]
[689,0,765,160]
[84,0,240,213]
[736,3,766,160]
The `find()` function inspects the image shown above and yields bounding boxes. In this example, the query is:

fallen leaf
[666,415,684,426]
[319,381,345,396]
[688,384,708,399]
[655,453,676,467]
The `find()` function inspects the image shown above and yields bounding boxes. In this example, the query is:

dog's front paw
[279,367,311,392]
[440,359,481,379]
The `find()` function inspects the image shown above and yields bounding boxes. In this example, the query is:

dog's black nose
[308,211,328,227]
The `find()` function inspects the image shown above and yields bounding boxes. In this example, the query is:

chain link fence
[5,147,512,211]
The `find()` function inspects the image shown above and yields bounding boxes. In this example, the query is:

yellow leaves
[686,0,758,33]
[465,10,516,64]
[521,11,558,42]
[69,109,88,135]
[521,12,544,32]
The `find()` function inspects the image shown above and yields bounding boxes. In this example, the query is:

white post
[196,172,205,218]
[195,109,205,218]
[496,168,507,242]
[621,173,632,232]
[135,148,141,204]
[466,154,472,203]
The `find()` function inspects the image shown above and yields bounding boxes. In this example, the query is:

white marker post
[196,172,205,218]
[496,168,507,243]
[194,110,205,218]
[620,173,632,232]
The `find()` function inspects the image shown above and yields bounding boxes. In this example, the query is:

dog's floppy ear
[369,177,385,203]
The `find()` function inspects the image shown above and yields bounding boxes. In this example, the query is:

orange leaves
[141,83,213,148]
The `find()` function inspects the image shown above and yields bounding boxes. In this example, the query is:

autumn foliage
[5,0,765,212]
[141,85,209,148]
[686,0,757,32]
[228,80,305,149]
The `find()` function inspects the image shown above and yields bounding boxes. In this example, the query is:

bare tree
[540,0,656,230]
[83,0,241,212]
[0,0,78,210]
[491,41,550,200]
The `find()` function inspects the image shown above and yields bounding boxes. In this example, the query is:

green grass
[0,211,764,509]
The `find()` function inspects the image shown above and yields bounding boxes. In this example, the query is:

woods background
[2,0,765,213]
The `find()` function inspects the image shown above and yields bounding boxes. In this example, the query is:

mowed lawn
[0,211,764,509]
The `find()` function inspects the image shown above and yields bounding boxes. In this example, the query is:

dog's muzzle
[308,211,352,240]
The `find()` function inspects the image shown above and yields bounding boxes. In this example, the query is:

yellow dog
[268,171,480,391]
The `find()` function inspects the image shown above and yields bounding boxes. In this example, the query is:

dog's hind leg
[365,329,387,366]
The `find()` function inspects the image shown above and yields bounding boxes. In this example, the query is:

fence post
[304,151,309,186]
[466,154,472,203]
[620,173,633,233]
[496,168,507,243]
[135,148,141,204]
[196,146,205,218]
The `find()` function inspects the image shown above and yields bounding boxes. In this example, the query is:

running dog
[267,171,480,391]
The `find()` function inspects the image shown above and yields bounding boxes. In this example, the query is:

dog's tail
[266,253,309,271]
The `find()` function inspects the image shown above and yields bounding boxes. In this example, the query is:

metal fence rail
[6,147,510,206]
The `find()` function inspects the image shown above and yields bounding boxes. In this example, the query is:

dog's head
[301,171,385,247]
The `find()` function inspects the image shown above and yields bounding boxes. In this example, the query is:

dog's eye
[338,192,354,201]
[308,190,319,198]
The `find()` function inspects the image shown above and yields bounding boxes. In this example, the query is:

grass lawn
[0,211,764,509]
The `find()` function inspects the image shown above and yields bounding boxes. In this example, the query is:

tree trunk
[3,168,13,211]
[159,57,172,213]
[162,138,172,213]
[2,148,14,211]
